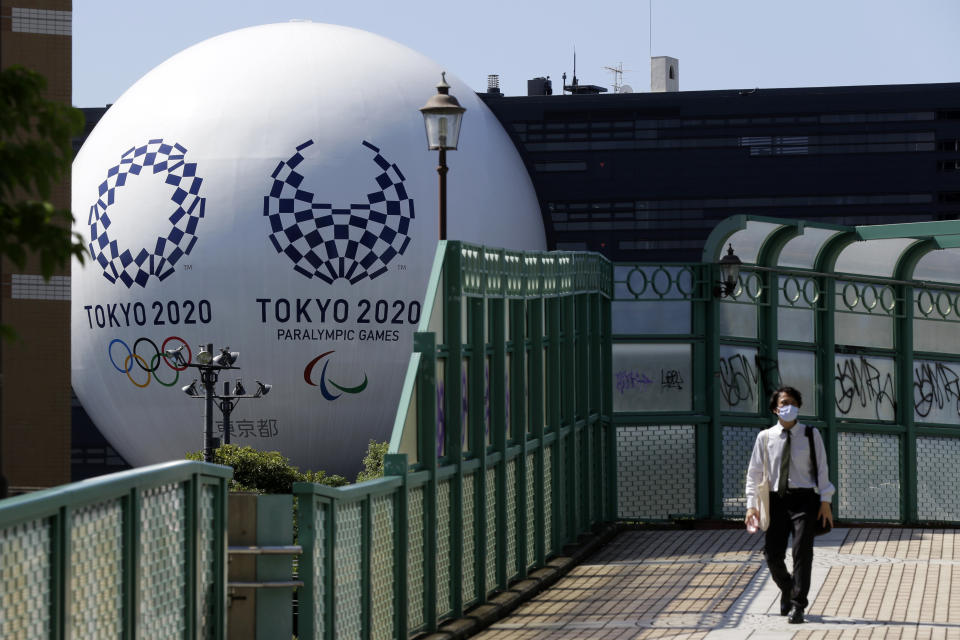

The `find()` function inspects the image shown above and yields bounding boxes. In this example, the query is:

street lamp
[420,71,466,241]
[714,244,742,298]
[182,343,271,461]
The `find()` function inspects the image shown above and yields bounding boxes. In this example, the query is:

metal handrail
[228,545,302,555]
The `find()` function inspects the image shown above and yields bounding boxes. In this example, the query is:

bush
[356,440,388,483]
[187,445,348,493]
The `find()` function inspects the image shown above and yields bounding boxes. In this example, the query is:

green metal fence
[14,217,960,637]
[0,460,231,640]
[295,240,614,639]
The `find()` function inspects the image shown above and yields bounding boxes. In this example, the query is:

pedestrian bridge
[4,215,960,638]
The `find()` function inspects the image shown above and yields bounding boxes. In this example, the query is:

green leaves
[187,444,349,493]
[0,65,86,280]
[356,440,388,483]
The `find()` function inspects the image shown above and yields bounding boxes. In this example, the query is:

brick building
[0,0,73,492]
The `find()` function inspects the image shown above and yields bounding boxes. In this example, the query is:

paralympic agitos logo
[304,351,368,401]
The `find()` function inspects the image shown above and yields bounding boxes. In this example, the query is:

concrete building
[480,71,960,263]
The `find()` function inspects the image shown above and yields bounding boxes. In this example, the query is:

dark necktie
[778,429,791,495]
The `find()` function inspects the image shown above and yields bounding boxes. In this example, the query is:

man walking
[744,386,834,624]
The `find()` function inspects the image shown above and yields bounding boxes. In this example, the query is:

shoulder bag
[806,425,832,536]
[756,430,771,531]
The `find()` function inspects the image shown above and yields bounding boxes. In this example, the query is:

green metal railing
[13,222,960,637]
[0,460,231,639]
[295,241,614,639]
[612,254,960,525]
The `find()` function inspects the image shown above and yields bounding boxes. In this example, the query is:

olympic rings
[107,336,192,389]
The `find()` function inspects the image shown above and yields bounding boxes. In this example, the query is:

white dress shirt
[745,421,835,510]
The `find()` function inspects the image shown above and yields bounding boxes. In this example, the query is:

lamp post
[420,72,465,241]
[713,244,742,298]
[214,378,272,446]
[181,343,271,462]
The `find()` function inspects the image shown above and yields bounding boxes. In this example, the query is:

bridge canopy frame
[613,214,960,525]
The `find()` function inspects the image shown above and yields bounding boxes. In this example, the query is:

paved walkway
[474,528,960,639]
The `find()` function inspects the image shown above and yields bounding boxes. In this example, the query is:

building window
[11,7,71,36]
[534,161,588,172]
[11,274,70,300]
[938,160,960,173]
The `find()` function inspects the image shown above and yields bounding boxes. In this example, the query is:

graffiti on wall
[718,352,781,410]
[913,360,960,423]
[834,355,896,420]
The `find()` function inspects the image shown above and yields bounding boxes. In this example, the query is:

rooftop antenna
[649,0,653,59]
[603,62,632,93]
[572,47,578,90]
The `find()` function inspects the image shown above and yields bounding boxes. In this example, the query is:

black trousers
[764,488,820,609]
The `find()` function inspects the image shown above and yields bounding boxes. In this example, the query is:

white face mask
[778,404,799,422]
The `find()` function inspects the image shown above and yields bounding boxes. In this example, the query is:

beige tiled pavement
[473,528,960,639]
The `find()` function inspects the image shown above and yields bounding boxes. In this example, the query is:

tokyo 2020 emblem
[264,140,414,284]
[87,139,206,288]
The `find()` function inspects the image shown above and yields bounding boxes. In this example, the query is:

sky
[73,0,960,107]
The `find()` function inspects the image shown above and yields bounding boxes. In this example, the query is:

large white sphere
[72,23,545,476]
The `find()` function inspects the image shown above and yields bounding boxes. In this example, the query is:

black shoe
[780,594,791,616]
[788,607,804,624]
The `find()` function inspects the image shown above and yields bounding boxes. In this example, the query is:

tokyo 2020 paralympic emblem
[304,351,369,401]
[264,140,414,284]
[87,139,206,288]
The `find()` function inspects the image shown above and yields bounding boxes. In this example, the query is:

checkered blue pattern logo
[264,140,414,284]
[87,139,205,288]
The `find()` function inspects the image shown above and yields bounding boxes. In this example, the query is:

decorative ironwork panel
[197,485,217,640]
[616,425,696,519]
[407,486,425,631]
[312,501,327,638]
[370,495,395,640]
[461,246,484,295]
[835,281,897,349]
[462,472,477,606]
[611,265,696,335]
[525,454,536,568]
[834,354,896,421]
[613,265,697,301]
[506,459,519,579]
[0,519,50,639]
[838,432,901,520]
[722,426,764,517]
[436,479,452,619]
[484,467,497,593]
[836,281,898,316]
[139,483,186,639]
[917,436,960,522]
[70,500,123,639]
[778,275,819,343]
[334,502,362,639]
[544,448,553,557]
[717,282,763,339]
